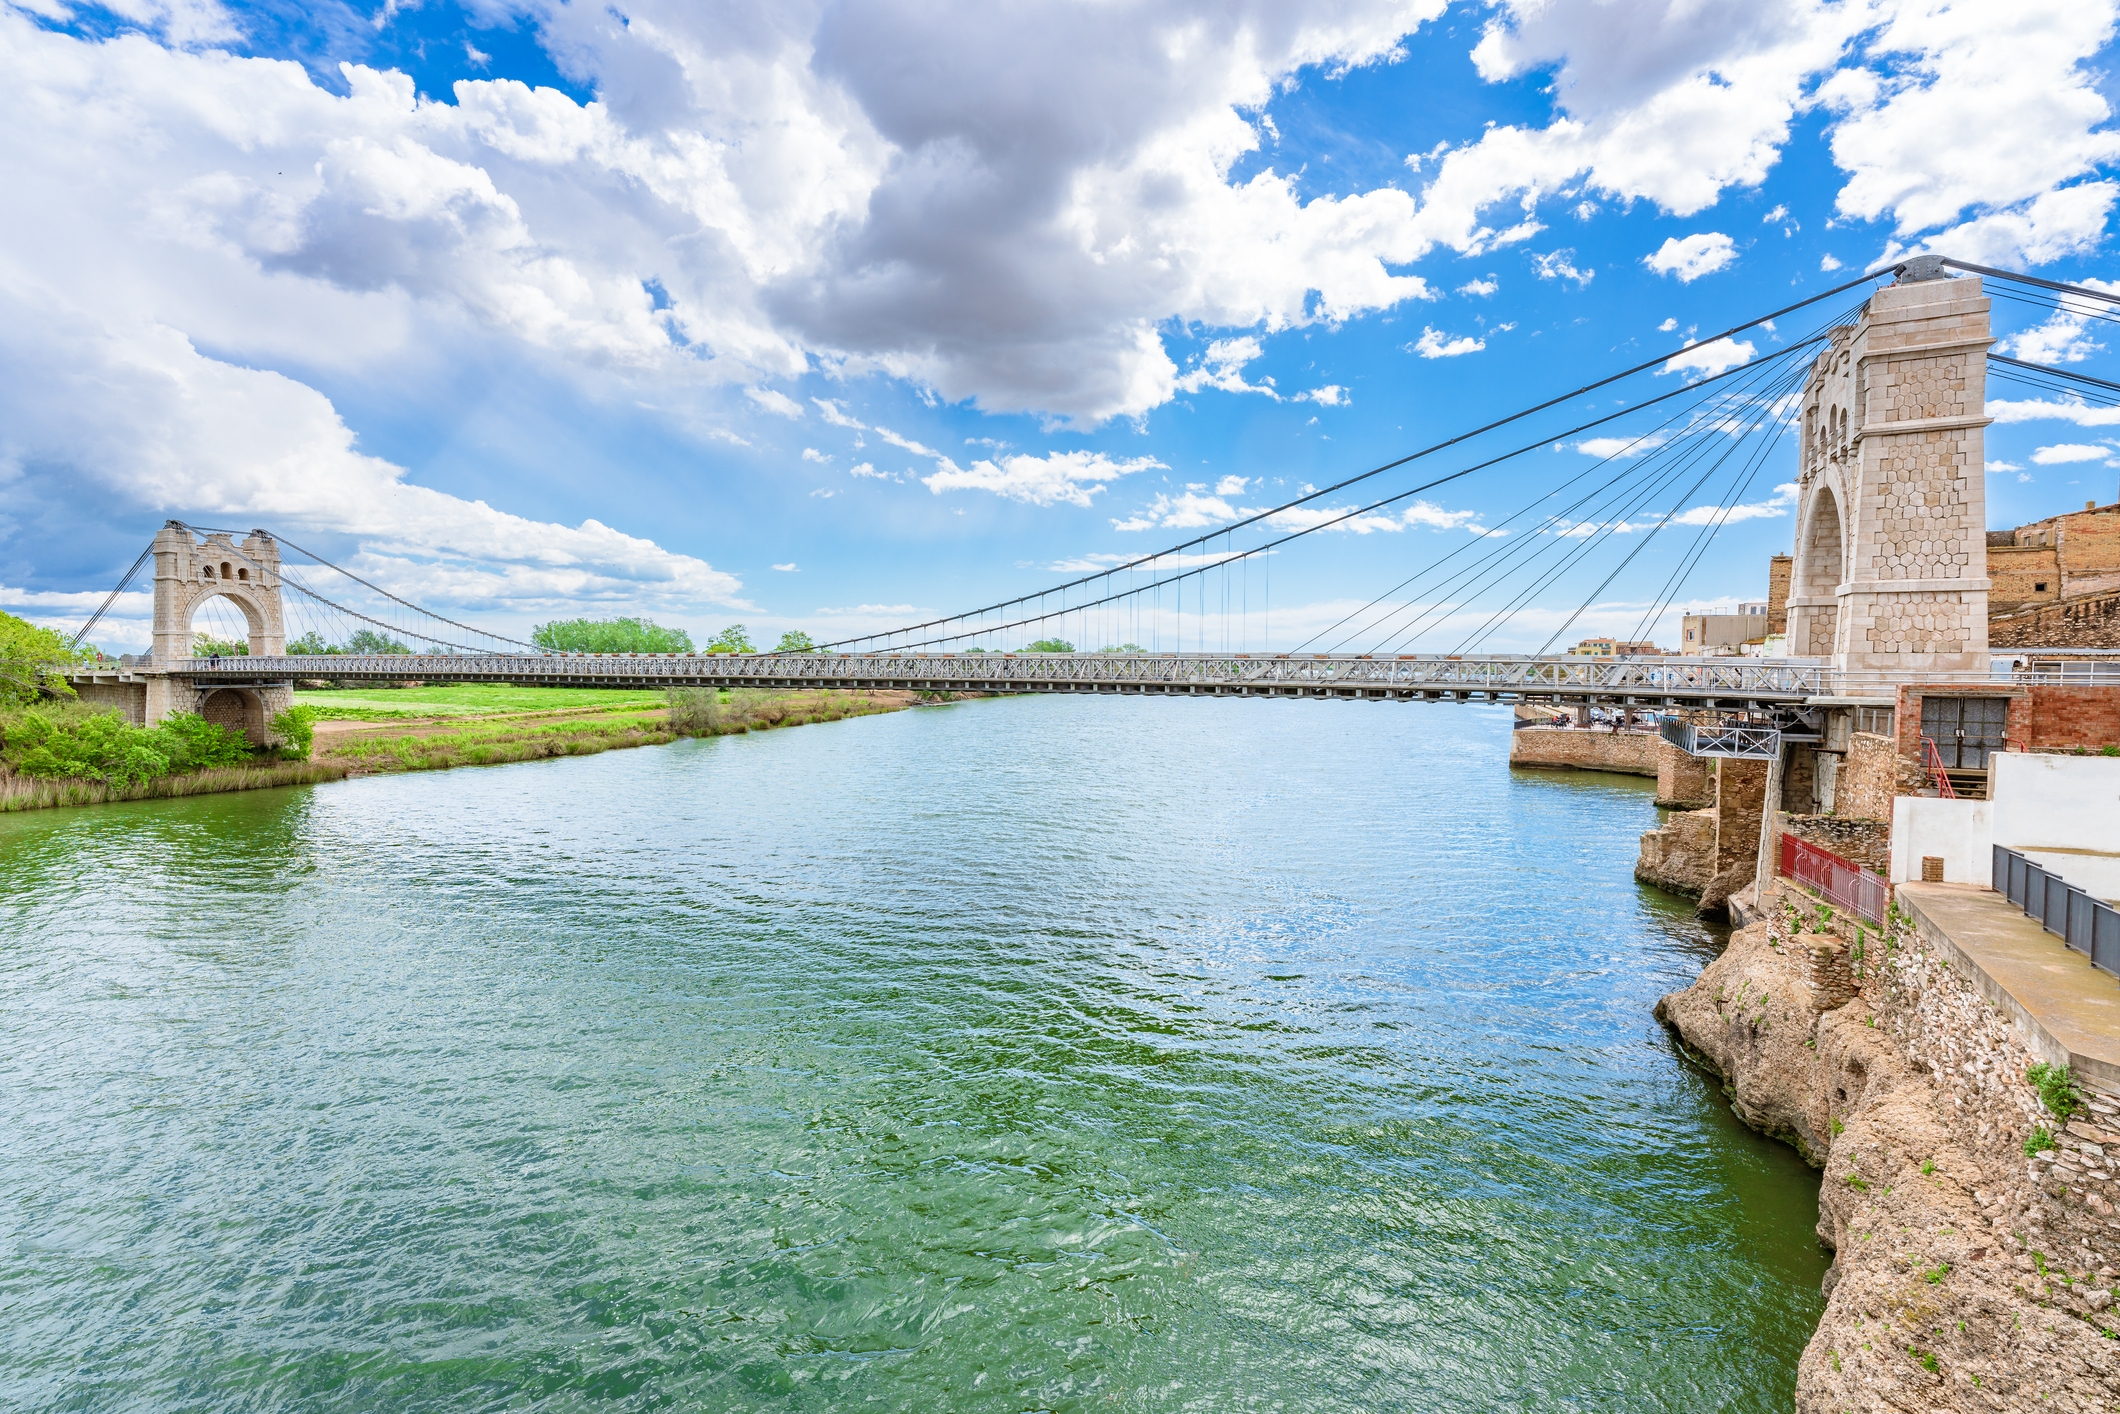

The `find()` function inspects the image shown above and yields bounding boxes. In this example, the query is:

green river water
[0,695,1824,1411]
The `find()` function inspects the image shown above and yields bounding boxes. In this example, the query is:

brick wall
[1507,726,1660,776]
[2059,504,2120,591]
[1987,544,2062,610]
[1891,684,2030,762]
[2026,684,2120,750]
[1767,554,1792,635]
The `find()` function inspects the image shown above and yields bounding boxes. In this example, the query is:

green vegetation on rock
[2027,1062,2085,1119]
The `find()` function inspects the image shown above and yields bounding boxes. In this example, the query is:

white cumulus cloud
[746,388,805,419]
[925,450,1165,507]
[2032,442,2111,464]
[1643,231,1737,281]
[1413,327,1486,358]
[1663,337,1756,378]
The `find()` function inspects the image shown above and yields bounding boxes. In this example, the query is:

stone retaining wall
[1506,726,1660,776]
[1992,587,2120,648]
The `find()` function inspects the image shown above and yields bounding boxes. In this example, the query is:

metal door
[1920,696,2008,768]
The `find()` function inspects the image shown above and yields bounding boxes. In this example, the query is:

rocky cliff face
[1657,882,2120,1411]
[1637,806,1756,918]
[1637,808,1716,898]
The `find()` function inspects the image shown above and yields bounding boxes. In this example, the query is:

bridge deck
[70,652,1853,706]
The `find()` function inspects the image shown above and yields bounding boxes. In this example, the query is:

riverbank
[0,686,922,811]
[1657,874,2120,1410]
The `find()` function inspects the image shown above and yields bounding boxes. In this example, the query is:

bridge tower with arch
[1787,263,1994,679]
[142,521,294,739]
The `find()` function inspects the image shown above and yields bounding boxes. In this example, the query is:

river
[0,695,1824,1412]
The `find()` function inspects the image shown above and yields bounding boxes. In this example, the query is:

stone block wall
[1783,815,1891,872]
[1767,553,1792,635]
[1834,731,1913,823]
[1846,583,1981,663]
[1506,726,1660,776]
[2056,503,2120,593]
[71,680,147,725]
[1656,740,1711,806]
[1637,808,1716,899]
[1713,759,1769,874]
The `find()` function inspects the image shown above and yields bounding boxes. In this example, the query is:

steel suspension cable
[871,336,1845,654]
[1304,330,1824,655]
[1524,361,1812,655]
[820,263,1901,651]
[1445,368,1806,656]
[69,543,154,651]
[1362,349,1822,656]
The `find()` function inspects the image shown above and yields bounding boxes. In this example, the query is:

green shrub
[773,630,817,653]
[191,635,248,657]
[2026,1127,2055,1156]
[1,704,170,784]
[271,704,318,760]
[154,712,255,771]
[1025,638,1074,653]
[2027,1062,2085,1119]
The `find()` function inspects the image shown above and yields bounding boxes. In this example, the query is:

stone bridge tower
[142,522,292,736]
[150,522,287,663]
[1787,260,1993,679]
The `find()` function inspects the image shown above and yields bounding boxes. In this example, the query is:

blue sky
[3,0,2119,653]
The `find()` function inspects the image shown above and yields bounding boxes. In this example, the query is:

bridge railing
[57,651,2047,704]
[97,650,1843,698]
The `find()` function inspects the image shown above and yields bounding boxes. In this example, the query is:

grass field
[295,683,667,720]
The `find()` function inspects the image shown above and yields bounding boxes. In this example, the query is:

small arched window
[221,561,233,579]
[201,565,214,579]
[237,568,248,581]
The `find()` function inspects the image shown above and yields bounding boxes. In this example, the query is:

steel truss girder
[143,651,1832,705]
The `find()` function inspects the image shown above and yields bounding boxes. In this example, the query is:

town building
[1677,603,1769,655]
[1566,636,1660,657]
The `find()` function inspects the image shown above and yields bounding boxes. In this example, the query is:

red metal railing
[1779,834,1888,924]
[1921,735,1957,799]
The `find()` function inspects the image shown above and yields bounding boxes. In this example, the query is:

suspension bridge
[52,255,2115,743]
